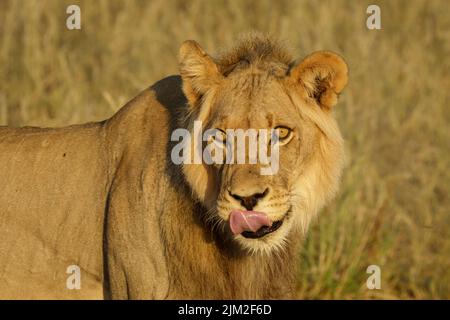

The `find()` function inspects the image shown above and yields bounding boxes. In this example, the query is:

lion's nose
[229,188,269,211]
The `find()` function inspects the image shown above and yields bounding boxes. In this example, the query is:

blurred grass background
[0,0,448,299]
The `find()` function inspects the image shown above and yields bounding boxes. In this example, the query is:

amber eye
[211,128,227,148]
[272,126,293,145]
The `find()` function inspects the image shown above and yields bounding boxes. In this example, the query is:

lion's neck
[161,195,299,299]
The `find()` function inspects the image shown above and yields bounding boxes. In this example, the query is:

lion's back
[0,123,108,299]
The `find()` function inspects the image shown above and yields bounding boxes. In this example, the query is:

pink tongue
[229,210,272,235]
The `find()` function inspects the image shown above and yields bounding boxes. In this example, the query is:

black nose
[229,188,269,211]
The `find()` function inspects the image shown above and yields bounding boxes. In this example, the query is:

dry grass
[0,0,449,299]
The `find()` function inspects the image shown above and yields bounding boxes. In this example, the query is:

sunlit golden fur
[0,34,347,299]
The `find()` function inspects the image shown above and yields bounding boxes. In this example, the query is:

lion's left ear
[179,40,222,108]
[289,51,348,110]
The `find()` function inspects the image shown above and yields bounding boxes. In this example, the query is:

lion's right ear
[179,40,222,108]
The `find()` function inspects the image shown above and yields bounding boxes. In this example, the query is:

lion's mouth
[241,219,284,239]
[228,208,290,239]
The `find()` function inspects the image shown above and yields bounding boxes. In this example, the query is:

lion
[0,34,347,299]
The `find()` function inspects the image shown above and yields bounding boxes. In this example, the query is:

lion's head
[178,34,348,254]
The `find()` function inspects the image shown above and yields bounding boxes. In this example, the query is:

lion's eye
[211,128,227,148]
[273,126,293,144]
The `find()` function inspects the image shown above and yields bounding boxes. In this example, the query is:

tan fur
[0,34,347,299]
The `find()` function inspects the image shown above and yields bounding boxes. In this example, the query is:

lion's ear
[289,51,348,110]
[179,40,222,107]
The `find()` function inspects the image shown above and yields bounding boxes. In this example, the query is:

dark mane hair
[215,32,294,75]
